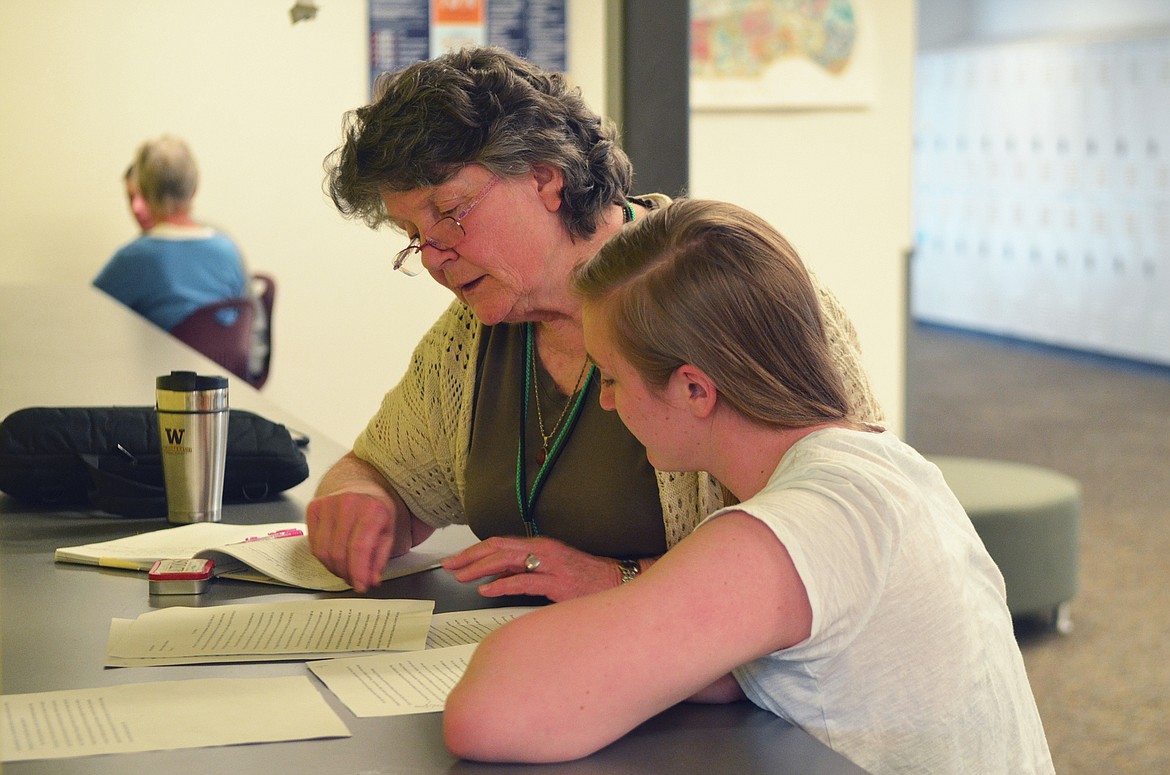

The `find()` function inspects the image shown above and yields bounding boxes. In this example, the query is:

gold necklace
[531,343,589,465]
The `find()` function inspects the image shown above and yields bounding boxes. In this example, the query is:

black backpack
[0,406,309,518]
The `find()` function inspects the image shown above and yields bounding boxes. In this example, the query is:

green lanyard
[515,322,595,537]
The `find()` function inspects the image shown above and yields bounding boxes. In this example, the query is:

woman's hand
[441,536,641,602]
[306,452,433,593]
[307,488,404,593]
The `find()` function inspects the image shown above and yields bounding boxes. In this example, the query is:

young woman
[443,199,1053,774]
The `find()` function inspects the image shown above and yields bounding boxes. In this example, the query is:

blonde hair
[573,199,849,429]
[133,135,198,217]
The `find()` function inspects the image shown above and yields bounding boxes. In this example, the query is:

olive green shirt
[463,322,667,558]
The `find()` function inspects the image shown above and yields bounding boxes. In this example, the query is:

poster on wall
[690,0,876,110]
[370,0,566,96]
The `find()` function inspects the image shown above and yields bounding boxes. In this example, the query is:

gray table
[0,284,867,774]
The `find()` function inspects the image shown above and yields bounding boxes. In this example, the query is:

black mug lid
[156,371,229,391]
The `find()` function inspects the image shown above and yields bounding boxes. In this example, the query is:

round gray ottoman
[927,455,1081,633]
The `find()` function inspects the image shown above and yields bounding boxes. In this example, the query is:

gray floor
[905,323,1170,774]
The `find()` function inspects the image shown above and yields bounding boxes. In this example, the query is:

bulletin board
[369,0,566,93]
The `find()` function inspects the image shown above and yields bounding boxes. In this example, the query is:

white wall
[690,0,916,432]
[0,1,606,446]
[0,1,909,440]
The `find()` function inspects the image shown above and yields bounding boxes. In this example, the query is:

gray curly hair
[324,46,633,241]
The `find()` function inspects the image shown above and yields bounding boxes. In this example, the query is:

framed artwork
[690,0,876,111]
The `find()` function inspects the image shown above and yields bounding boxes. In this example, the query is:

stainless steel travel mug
[156,371,229,524]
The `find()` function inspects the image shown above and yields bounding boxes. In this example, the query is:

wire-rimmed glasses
[392,175,499,276]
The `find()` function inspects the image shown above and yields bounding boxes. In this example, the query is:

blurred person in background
[94,134,247,333]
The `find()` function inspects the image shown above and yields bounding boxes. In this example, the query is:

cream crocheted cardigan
[354,272,882,550]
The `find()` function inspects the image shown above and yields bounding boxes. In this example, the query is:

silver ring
[524,553,541,572]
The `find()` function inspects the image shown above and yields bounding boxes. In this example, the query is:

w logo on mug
[164,427,186,445]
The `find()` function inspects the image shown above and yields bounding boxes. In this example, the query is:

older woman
[307,46,882,597]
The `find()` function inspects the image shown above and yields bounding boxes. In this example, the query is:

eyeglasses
[392,175,499,276]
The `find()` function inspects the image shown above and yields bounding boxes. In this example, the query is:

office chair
[169,297,257,387]
[249,273,276,389]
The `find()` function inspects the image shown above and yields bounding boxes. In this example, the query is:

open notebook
[55,522,450,591]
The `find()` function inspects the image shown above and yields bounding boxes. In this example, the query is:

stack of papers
[106,598,435,666]
[1,676,350,762]
[309,607,537,716]
[309,644,478,717]
[101,602,537,717]
[3,546,540,763]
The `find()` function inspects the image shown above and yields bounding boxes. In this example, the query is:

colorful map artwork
[691,0,857,80]
[689,0,873,110]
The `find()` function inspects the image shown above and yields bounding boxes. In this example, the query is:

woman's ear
[670,364,718,419]
[531,164,564,212]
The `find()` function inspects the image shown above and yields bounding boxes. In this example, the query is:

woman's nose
[419,241,455,272]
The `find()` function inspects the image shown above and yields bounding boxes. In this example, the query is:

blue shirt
[93,227,246,331]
